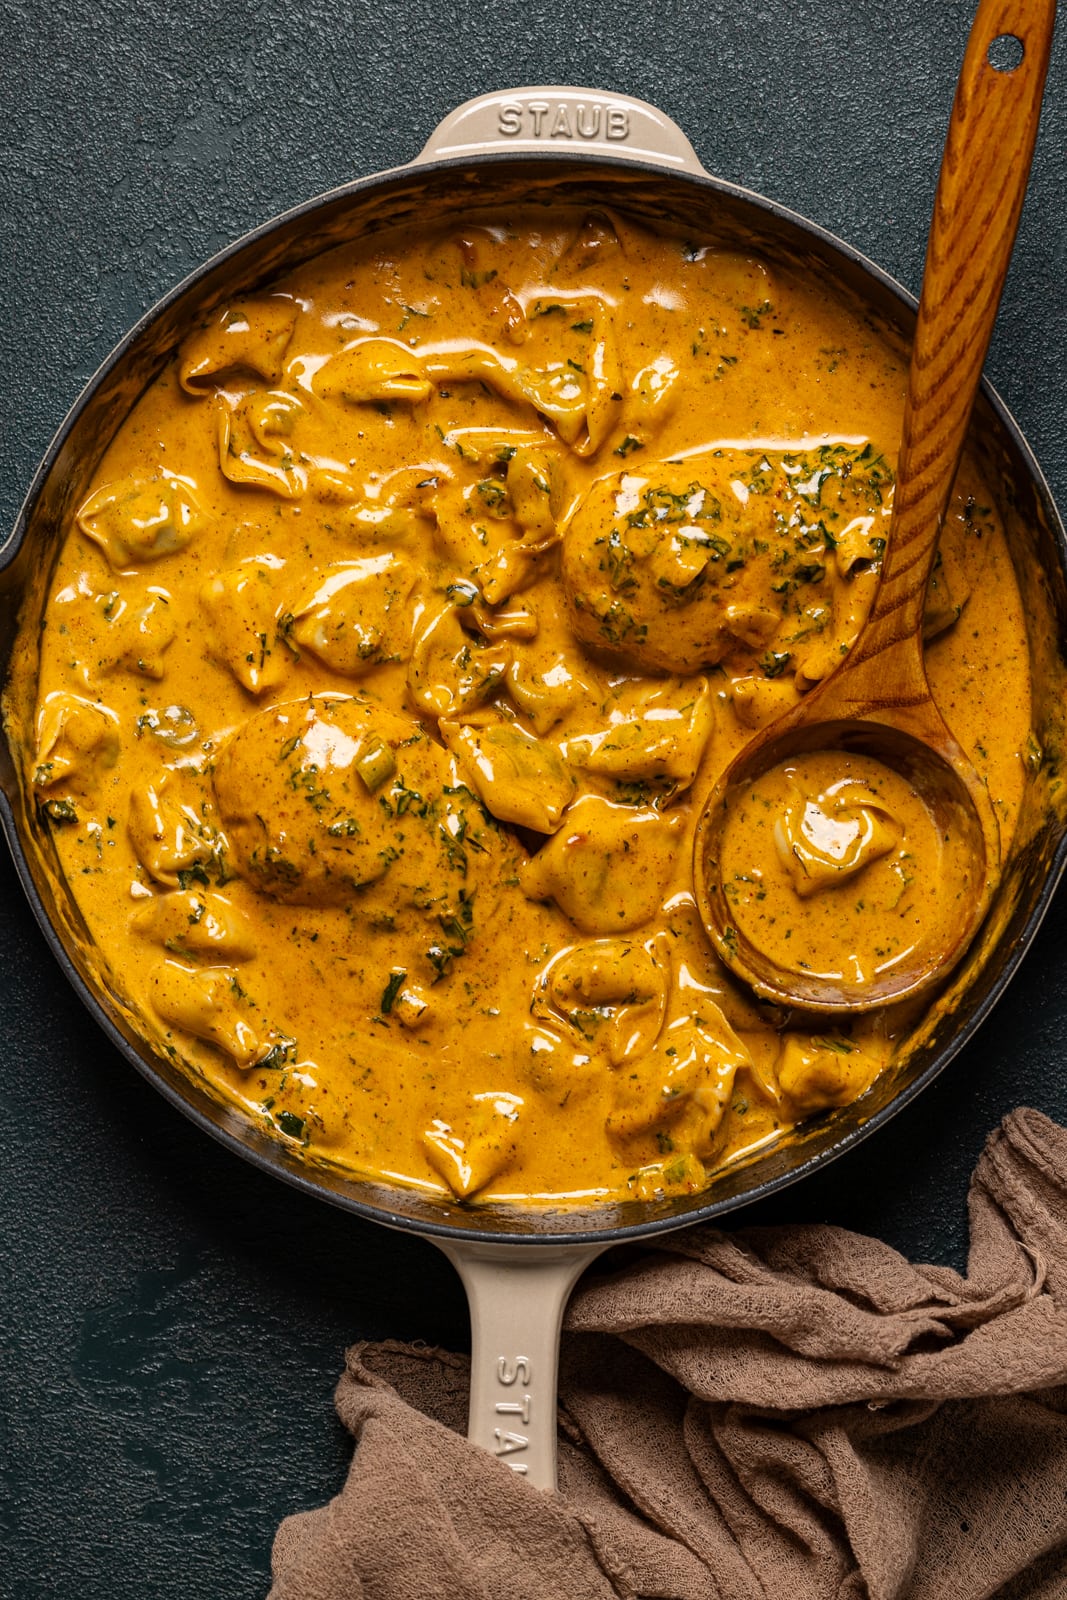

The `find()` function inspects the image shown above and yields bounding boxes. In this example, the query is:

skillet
[3,81,1067,1490]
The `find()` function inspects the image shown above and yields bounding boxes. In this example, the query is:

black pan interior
[3,153,1066,1244]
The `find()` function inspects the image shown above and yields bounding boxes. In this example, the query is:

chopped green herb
[381,970,407,1014]
[759,650,792,679]
[41,798,78,824]
[258,1036,296,1071]
[176,862,211,891]
[460,267,498,289]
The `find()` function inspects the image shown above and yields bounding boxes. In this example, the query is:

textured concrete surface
[1,1,1066,1594]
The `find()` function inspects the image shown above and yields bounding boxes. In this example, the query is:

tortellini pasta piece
[149,959,267,1068]
[286,554,415,675]
[433,445,565,603]
[102,589,177,680]
[606,1006,751,1158]
[728,675,799,731]
[776,1034,882,1114]
[507,291,625,454]
[200,556,290,695]
[794,528,964,689]
[626,355,681,431]
[482,447,566,602]
[407,601,510,719]
[506,642,591,734]
[571,330,625,456]
[314,339,432,404]
[789,568,880,694]
[127,772,219,887]
[421,339,621,458]
[506,446,563,549]
[561,677,714,797]
[792,635,845,695]
[217,391,307,499]
[131,889,256,962]
[76,473,204,568]
[467,598,539,642]
[421,1090,525,1199]
[439,719,574,833]
[179,298,297,392]
[519,795,683,934]
[427,345,580,437]
[533,938,667,1067]
[720,600,781,651]
[33,692,120,807]
[52,582,178,685]
[827,566,881,662]
[317,467,440,548]
[772,778,899,898]
[630,1153,707,1201]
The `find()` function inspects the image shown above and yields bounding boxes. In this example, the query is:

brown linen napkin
[270,1108,1067,1599]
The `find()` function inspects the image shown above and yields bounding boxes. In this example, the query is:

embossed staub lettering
[497,99,630,143]
[497,1356,530,1385]
[494,1354,532,1473]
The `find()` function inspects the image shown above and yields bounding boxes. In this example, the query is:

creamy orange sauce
[11,207,1033,1204]
[718,750,975,989]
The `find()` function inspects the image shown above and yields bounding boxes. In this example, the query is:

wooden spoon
[693,0,1056,1012]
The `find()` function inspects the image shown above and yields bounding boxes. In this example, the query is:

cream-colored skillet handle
[435,1238,607,1491]
[414,86,707,176]
[413,85,691,1490]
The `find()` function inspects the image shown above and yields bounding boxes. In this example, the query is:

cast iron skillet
[2,87,1067,1489]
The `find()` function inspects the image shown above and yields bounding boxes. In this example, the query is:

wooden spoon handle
[848,0,1055,674]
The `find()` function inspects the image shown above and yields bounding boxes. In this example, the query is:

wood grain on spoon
[843,0,1056,714]
[694,0,1056,1011]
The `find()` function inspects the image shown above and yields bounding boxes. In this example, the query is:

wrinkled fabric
[271,1109,1067,1600]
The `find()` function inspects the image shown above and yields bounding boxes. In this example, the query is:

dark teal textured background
[2,2,1066,1594]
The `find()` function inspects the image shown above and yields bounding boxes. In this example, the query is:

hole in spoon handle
[987,32,1025,70]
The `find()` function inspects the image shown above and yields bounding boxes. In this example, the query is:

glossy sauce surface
[11,209,1033,1203]
[718,749,976,990]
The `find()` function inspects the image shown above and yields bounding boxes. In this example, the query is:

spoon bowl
[694,0,1053,1013]
[694,711,995,1011]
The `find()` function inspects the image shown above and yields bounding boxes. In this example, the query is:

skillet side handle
[414,87,706,176]
[435,1239,606,1492]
